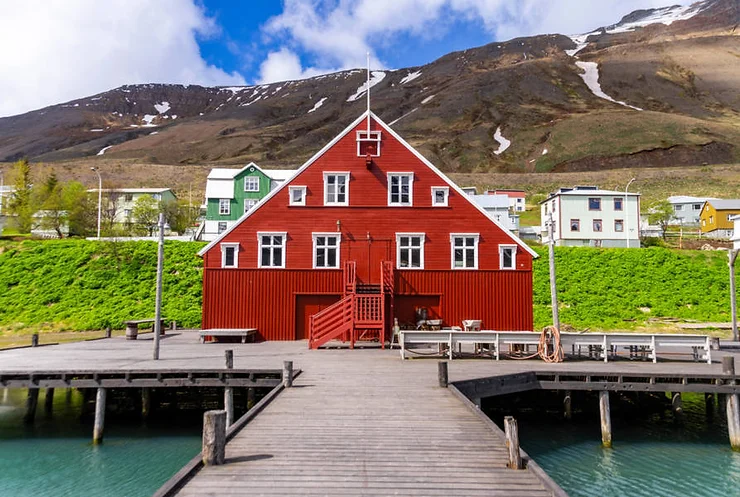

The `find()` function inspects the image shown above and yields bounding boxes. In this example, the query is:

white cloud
[0,0,245,118]
[259,0,692,83]
[258,48,327,84]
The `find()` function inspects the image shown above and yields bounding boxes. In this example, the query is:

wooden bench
[125,319,166,340]
[199,329,257,344]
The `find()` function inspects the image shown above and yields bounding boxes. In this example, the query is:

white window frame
[356,130,381,157]
[219,198,230,215]
[387,173,414,206]
[431,186,449,207]
[312,233,341,269]
[244,199,258,213]
[217,222,227,234]
[220,243,240,268]
[499,244,517,270]
[323,172,350,206]
[289,186,307,206]
[450,233,480,270]
[244,176,260,192]
[257,232,287,269]
[396,233,425,270]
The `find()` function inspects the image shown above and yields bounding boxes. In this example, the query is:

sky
[0,0,691,118]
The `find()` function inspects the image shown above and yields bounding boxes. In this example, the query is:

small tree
[6,159,36,233]
[161,199,200,235]
[648,200,674,240]
[100,190,121,236]
[66,182,97,237]
[132,195,159,236]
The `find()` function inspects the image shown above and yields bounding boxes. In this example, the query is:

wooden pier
[1,332,739,495]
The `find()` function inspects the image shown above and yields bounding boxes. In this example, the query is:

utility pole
[91,167,102,239]
[624,178,635,248]
[731,249,738,342]
[153,213,165,360]
[547,212,560,330]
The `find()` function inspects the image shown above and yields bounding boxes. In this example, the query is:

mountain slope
[0,0,738,175]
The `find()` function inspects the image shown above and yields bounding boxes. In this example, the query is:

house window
[450,234,479,269]
[431,187,449,207]
[693,203,702,210]
[614,197,623,211]
[356,130,381,157]
[593,219,603,232]
[396,233,425,269]
[710,215,714,223]
[729,214,735,221]
[589,198,601,211]
[674,204,683,211]
[615,219,624,232]
[702,219,706,227]
[152,193,161,201]
[570,219,580,231]
[499,245,517,270]
[219,198,230,215]
[313,233,340,269]
[244,199,258,213]
[289,186,306,206]
[124,194,133,202]
[258,232,286,268]
[324,173,349,206]
[388,173,413,206]
[124,209,132,218]
[217,222,227,234]
[244,176,260,192]
[220,243,239,268]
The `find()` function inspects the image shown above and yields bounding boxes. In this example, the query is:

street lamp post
[91,167,102,239]
[625,178,636,248]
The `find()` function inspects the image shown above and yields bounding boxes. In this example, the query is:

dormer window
[357,130,381,157]
[431,187,449,207]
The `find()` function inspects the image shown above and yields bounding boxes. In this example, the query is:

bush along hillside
[533,246,737,330]
[0,239,204,332]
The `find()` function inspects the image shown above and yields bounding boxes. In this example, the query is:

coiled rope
[510,325,564,363]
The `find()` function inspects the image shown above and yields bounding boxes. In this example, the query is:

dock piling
[224,350,234,428]
[564,391,572,420]
[23,389,39,424]
[504,416,522,469]
[283,361,293,388]
[141,388,151,421]
[202,410,226,465]
[44,388,54,414]
[599,390,612,448]
[438,361,448,387]
[93,387,106,444]
[724,356,740,450]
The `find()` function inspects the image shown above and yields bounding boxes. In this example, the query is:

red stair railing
[309,295,354,349]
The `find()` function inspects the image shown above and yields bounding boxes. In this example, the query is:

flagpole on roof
[366,51,371,134]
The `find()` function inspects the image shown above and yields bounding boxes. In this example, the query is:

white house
[470,194,519,232]
[486,189,526,212]
[541,186,641,248]
[667,196,718,226]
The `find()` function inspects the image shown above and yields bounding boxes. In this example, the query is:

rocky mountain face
[0,0,738,176]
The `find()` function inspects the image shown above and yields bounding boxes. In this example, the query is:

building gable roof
[707,199,740,211]
[198,111,537,258]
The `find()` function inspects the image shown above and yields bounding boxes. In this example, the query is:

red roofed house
[486,189,526,212]
[198,111,537,349]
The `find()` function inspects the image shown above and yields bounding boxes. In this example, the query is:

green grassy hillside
[0,240,735,334]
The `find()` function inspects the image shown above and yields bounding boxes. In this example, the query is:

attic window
[356,130,381,157]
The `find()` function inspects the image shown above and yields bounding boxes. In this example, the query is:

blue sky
[0,0,690,117]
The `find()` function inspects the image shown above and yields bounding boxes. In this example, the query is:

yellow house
[700,199,740,238]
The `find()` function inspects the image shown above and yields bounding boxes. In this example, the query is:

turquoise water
[0,388,200,497]
[501,393,740,497]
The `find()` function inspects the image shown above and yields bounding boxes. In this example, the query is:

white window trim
[356,130,381,157]
[244,199,258,214]
[220,243,240,268]
[244,176,260,192]
[323,172,350,206]
[395,233,425,270]
[387,172,414,207]
[257,231,287,269]
[312,233,341,269]
[499,244,517,270]
[431,186,449,207]
[450,233,480,270]
[219,198,230,215]
[289,186,307,206]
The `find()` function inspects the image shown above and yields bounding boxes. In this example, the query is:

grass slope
[0,241,735,334]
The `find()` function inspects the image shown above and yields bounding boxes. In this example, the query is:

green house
[201,162,296,241]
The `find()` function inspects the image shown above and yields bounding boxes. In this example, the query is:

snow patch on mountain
[605,4,702,34]
[576,61,642,111]
[493,127,511,155]
[400,71,422,85]
[307,97,328,114]
[154,101,170,114]
[97,145,112,156]
[421,95,435,104]
[347,71,386,102]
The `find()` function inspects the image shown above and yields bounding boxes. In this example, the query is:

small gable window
[431,187,449,207]
[290,186,307,206]
[219,199,230,215]
[356,130,381,157]
[258,232,286,268]
[324,173,349,206]
[388,173,413,206]
[220,243,239,268]
[499,245,517,270]
[244,176,259,192]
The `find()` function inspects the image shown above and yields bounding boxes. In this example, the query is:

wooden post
[224,350,234,428]
[202,410,226,465]
[727,393,740,451]
[44,388,54,414]
[730,249,738,342]
[105,326,112,338]
[93,387,106,444]
[23,389,39,424]
[564,391,572,420]
[141,388,151,421]
[31,333,39,347]
[438,361,448,387]
[705,393,715,418]
[723,356,735,375]
[504,416,522,469]
[247,388,256,410]
[283,360,293,387]
[671,392,683,415]
[547,212,560,330]
[153,212,165,360]
[170,320,177,331]
[599,390,612,448]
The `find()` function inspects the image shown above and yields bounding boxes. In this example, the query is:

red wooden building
[198,111,537,348]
